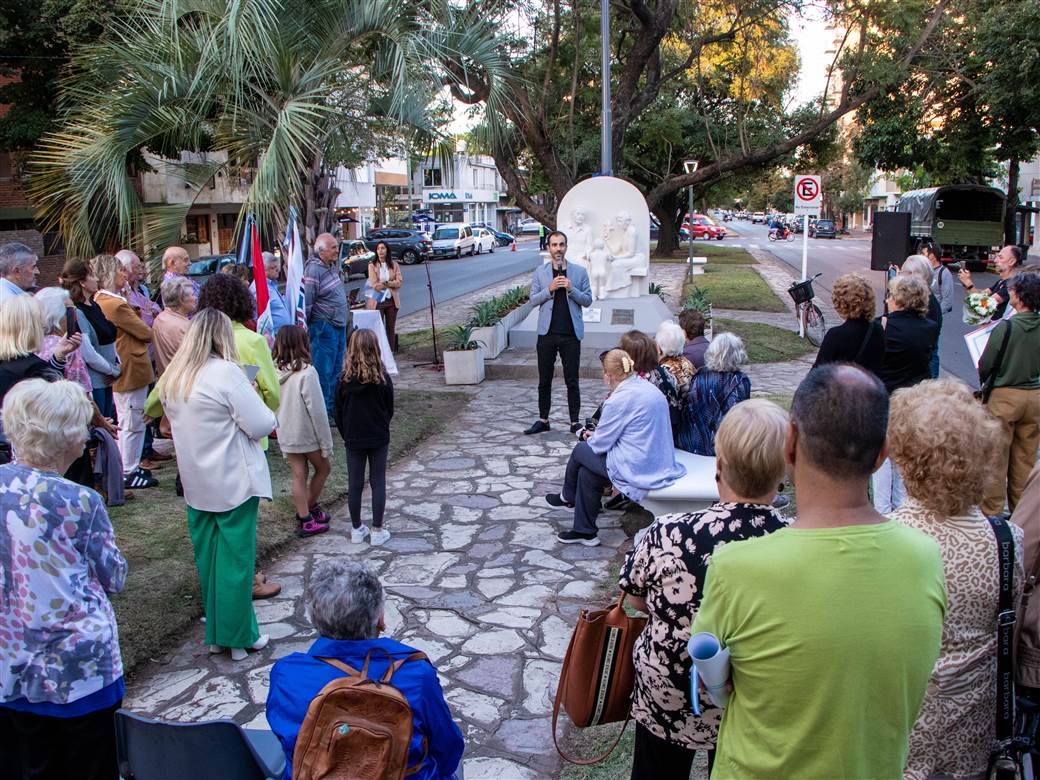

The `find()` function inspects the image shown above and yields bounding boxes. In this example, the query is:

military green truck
[895,184,1006,270]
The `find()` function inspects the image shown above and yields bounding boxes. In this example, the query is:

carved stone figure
[587,239,612,300]
[604,210,647,297]
[565,208,593,272]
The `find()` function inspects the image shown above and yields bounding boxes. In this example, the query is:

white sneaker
[370,528,391,546]
[351,525,370,544]
[231,634,269,661]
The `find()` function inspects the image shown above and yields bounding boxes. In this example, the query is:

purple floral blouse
[0,464,127,706]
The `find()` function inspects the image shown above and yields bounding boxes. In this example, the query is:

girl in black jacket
[333,328,394,546]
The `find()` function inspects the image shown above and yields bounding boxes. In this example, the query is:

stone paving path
[125,381,622,780]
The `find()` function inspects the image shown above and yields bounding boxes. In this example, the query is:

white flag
[284,207,306,327]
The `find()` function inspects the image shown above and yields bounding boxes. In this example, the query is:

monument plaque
[611,309,635,326]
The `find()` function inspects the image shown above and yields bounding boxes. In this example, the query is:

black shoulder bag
[978,324,1013,405]
[989,516,1022,779]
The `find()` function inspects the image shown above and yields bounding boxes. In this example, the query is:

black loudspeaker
[871,211,913,271]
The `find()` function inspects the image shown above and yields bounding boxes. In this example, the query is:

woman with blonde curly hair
[888,378,1024,780]
[814,273,885,376]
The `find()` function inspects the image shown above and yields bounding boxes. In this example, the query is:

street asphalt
[726,221,995,388]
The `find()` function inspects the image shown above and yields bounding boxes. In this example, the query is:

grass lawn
[713,318,814,363]
[683,266,786,312]
[111,388,470,675]
[396,326,453,363]
[653,243,757,264]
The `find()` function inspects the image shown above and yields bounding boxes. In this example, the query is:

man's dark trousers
[561,440,611,535]
[537,332,581,423]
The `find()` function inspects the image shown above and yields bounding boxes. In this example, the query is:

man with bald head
[692,364,945,778]
[161,245,200,301]
[304,233,347,412]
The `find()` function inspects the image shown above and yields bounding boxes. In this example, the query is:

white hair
[0,241,36,277]
[655,320,687,358]
[306,559,385,641]
[33,287,71,334]
[901,255,933,287]
[262,251,280,269]
[1,379,92,467]
[705,332,747,372]
[161,275,194,308]
[115,249,139,268]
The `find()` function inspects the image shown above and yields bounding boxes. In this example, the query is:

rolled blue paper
[687,632,731,710]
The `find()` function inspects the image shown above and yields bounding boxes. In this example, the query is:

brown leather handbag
[551,593,648,764]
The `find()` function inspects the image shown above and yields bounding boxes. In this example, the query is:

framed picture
[964,321,999,368]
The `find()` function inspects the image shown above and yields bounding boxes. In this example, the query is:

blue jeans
[928,344,940,379]
[309,319,346,414]
[92,386,115,420]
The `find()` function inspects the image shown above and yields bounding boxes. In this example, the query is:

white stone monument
[509,176,672,349]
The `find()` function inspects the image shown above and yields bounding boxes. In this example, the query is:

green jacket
[979,311,1040,390]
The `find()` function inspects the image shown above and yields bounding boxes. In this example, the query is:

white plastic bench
[639,449,720,517]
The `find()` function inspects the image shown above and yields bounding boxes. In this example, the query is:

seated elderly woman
[267,559,464,780]
[546,349,686,547]
[656,320,695,395]
[677,332,751,455]
[0,379,128,780]
[888,378,1023,780]
[620,399,791,779]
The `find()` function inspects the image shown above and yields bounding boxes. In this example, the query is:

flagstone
[498,584,553,608]
[162,676,247,722]
[538,615,572,660]
[126,668,209,711]
[521,660,559,715]
[463,757,540,780]
[446,688,506,728]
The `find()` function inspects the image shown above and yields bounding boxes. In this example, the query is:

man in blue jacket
[267,560,464,780]
[524,230,593,435]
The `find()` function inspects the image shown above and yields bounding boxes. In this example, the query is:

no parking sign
[794,175,822,216]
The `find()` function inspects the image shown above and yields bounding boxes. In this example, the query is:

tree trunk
[300,152,341,247]
[1005,157,1020,246]
[652,191,682,257]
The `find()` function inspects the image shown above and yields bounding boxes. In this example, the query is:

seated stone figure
[267,560,464,779]
[605,210,647,297]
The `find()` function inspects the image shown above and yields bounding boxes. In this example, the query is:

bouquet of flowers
[963,292,998,325]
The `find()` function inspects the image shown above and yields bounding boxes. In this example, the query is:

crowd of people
[1,228,1038,780]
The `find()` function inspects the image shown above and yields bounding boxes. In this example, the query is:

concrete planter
[472,322,506,360]
[504,300,537,347]
[443,349,485,385]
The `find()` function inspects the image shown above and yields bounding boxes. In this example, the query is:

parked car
[431,223,477,258]
[516,218,542,234]
[187,254,243,282]
[751,212,767,223]
[472,227,497,254]
[490,228,515,247]
[812,219,838,239]
[361,228,431,265]
[694,213,727,240]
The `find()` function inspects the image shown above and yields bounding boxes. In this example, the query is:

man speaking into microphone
[524,230,593,436]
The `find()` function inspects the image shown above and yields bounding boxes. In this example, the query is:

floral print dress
[619,502,788,749]
[0,464,127,707]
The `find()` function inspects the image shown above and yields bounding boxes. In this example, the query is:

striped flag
[284,206,306,327]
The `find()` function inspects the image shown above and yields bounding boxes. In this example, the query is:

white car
[431,223,476,258]
[473,227,497,254]
[752,212,767,223]
[517,218,542,234]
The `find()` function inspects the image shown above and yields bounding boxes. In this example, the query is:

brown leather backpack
[291,649,429,780]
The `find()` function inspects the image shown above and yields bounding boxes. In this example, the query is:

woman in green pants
[147,309,277,660]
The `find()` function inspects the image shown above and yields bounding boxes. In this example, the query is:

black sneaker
[557,530,601,547]
[125,468,158,489]
[604,493,633,511]
[545,493,574,508]
[524,420,550,435]
[569,421,582,434]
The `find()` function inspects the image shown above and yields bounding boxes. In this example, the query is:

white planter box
[501,300,534,332]
[443,349,485,385]
[472,322,506,360]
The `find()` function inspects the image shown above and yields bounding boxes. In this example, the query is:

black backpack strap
[853,321,877,365]
[988,516,1017,769]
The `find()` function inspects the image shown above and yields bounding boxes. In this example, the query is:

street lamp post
[683,160,701,275]
[601,0,612,176]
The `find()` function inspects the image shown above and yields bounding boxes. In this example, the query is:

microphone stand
[413,258,441,369]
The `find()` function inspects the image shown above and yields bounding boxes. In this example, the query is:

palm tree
[29,0,511,258]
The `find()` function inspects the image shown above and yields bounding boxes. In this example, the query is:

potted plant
[682,286,713,340]
[499,286,534,332]
[469,300,506,359]
[443,325,486,385]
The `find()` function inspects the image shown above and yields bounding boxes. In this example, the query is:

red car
[681,214,727,240]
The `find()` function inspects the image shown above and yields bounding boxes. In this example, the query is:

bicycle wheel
[804,303,826,347]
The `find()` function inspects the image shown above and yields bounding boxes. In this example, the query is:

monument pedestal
[508,294,674,350]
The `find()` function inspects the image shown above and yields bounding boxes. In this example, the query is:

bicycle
[787,272,826,347]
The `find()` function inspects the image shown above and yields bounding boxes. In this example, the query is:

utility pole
[600,0,612,176]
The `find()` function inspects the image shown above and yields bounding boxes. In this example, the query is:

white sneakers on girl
[351,525,370,544]
[231,634,269,662]
[370,528,391,546]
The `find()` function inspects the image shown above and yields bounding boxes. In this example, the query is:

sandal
[297,515,329,538]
